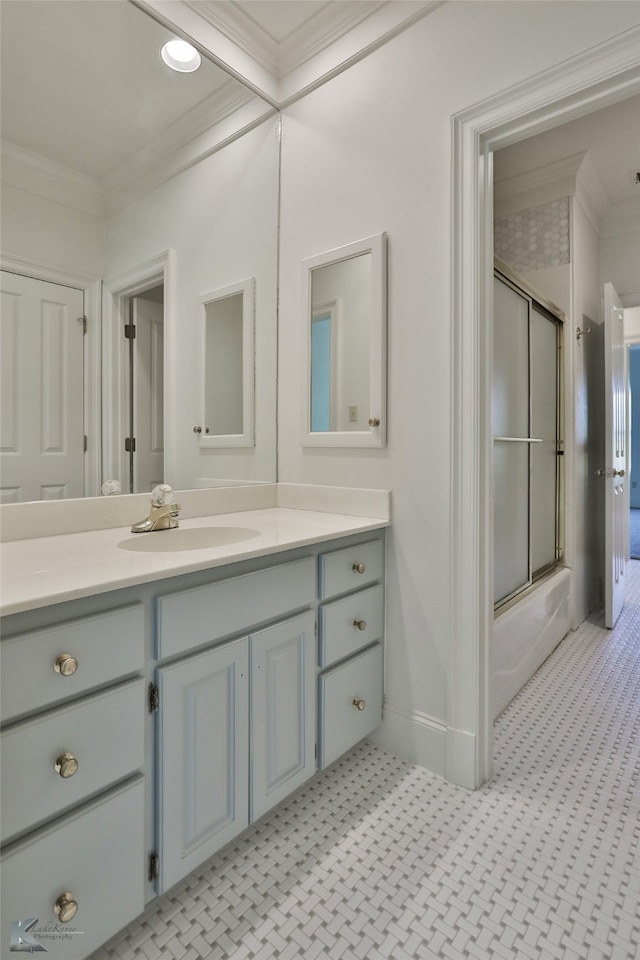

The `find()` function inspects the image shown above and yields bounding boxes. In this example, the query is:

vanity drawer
[318,643,383,769]
[319,583,383,668]
[1,679,145,844]
[156,556,315,659]
[319,539,383,600]
[1,777,145,960]
[0,604,145,723]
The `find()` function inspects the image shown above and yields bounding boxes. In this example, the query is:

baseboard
[368,699,447,778]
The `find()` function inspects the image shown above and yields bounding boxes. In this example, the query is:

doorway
[450,32,640,789]
[0,271,85,502]
[122,287,165,494]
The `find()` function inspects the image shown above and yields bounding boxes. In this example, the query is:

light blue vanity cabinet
[0,604,147,960]
[152,557,317,893]
[0,528,385,957]
[317,539,385,768]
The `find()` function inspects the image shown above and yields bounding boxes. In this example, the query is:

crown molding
[1,142,104,218]
[102,82,258,203]
[134,0,439,107]
[494,153,583,217]
[494,150,612,235]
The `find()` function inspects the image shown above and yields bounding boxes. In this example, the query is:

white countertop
[0,507,388,617]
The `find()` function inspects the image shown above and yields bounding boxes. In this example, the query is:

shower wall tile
[495,198,570,274]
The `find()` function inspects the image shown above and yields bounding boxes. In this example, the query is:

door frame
[0,253,102,497]
[449,28,640,789]
[102,250,174,492]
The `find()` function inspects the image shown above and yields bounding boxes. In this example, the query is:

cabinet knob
[54,892,78,923]
[353,619,367,631]
[368,418,380,427]
[53,653,78,677]
[55,752,79,779]
[352,698,366,711]
[352,562,366,574]
[613,468,625,477]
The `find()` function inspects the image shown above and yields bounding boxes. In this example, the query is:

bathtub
[492,567,571,719]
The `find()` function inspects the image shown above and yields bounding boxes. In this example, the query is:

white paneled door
[0,271,85,502]
[603,282,626,628]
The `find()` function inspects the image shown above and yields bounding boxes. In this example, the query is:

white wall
[104,117,279,489]
[278,0,640,774]
[0,181,104,279]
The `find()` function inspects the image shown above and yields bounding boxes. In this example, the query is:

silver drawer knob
[353,619,367,631]
[352,562,366,574]
[352,698,366,711]
[54,892,78,923]
[55,752,79,779]
[54,653,78,677]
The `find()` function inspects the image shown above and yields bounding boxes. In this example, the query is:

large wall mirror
[303,233,387,448]
[0,0,277,503]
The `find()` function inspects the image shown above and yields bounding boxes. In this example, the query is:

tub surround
[0,484,390,616]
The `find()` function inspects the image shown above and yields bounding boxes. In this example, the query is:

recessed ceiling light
[161,39,201,73]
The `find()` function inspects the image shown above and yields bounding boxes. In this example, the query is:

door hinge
[125,437,136,453]
[83,434,88,453]
[77,315,87,334]
[315,743,318,760]
[124,323,136,339]
[314,620,318,638]
[148,852,160,882]
[148,683,159,713]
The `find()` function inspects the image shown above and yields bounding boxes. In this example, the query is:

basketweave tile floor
[91,562,640,960]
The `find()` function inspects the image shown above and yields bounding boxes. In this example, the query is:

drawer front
[319,643,383,769]
[1,777,145,960]
[156,556,315,659]
[1,679,145,844]
[319,583,384,668]
[1,604,145,723]
[319,538,383,600]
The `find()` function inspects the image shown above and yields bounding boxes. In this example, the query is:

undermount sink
[118,526,261,553]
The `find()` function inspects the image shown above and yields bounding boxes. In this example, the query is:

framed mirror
[302,233,387,448]
[199,279,255,448]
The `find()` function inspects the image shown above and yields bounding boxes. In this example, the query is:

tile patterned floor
[91,563,640,960]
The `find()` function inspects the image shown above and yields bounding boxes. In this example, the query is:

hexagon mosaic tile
[494,198,570,274]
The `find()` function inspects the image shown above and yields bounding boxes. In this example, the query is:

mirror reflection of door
[125,288,164,494]
[310,306,336,431]
[309,253,371,432]
[0,271,85,503]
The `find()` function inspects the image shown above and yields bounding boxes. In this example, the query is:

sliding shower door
[493,270,562,607]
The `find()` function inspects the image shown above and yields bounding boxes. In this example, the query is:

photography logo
[10,917,84,953]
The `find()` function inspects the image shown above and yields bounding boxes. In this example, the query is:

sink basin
[118,526,261,553]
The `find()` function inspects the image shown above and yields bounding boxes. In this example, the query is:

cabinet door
[156,638,249,893]
[250,612,316,822]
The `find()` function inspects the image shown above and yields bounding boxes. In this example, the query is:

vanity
[0,492,388,958]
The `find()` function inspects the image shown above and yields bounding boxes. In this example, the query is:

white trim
[198,278,256,448]
[0,253,102,499]
[369,699,447,776]
[450,26,640,789]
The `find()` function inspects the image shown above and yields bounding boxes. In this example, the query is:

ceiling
[1,0,638,219]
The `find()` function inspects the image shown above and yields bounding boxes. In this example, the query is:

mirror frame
[302,232,387,448]
[199,278,255,448]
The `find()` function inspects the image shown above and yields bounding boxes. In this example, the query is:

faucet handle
[151,484,174,506]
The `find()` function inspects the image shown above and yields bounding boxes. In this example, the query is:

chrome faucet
[131,484,181,533]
